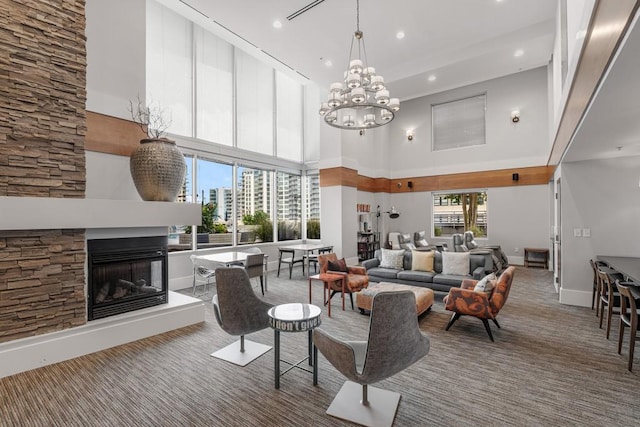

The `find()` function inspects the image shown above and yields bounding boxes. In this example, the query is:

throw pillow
[327,258,348,272]
[411,250,434,272]
[474,273,497,294]
[379,248,405,270]
[442,252,470,276]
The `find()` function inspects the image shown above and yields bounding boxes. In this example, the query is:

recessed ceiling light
[428,75,436,82]
[324,59,333,67]
[273,20,282,29]
[396,31,405,40]
[514,49,524,57]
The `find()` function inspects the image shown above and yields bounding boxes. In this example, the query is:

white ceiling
[181,0,558,100]
[174,0,639,165]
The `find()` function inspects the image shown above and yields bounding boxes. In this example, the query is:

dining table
[596,256,640,299]
[278,242,331,278]
[196,250,269,291]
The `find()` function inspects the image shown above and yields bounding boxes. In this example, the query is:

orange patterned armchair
[318,253,369,310]
[443,266,516,341]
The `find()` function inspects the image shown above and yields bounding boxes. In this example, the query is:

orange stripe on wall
[86,111,145,156]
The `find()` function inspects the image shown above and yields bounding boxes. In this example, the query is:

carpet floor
[1,266,638,426]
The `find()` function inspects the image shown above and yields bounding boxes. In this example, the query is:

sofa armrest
[361,258,380,270]
[472,266,485,280]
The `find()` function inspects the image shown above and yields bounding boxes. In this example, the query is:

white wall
[386,67,549,177]
[381,185,550,263]
[559,155,640,305]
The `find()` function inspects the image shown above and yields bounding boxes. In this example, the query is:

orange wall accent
[321,165,554,192]
[86,111,145,156]
[320,167,359,188]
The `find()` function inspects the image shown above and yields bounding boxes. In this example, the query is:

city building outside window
[238,165,274,243]
[306,173,321,239]
[276,171,302,241]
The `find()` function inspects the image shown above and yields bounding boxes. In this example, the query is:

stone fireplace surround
[0,196,203,378]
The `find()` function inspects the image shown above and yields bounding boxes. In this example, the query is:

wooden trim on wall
[86,111,146,156]
[319,165,554,192]
[548,0,639,166]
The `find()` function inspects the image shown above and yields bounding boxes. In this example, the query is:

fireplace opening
[87,236,168,320]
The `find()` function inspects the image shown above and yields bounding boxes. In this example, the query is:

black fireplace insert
[87,236,168,320]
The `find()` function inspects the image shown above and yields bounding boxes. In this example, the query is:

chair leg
[289,262,293,279]
[492,318,501,329]
[277,255,282,277]
[606,303,613,339]
[618,319,625,355]
[599,300,605,329]
[628,326,636,371]
[260,276,264,296]
[445,312,461,330]
[591,282,596,310]
[349,292,354,310]
[481,319,495,342]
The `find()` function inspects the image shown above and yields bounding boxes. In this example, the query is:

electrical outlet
[573,228,582,237]
[514,247,519,253]
[583,228,591,238]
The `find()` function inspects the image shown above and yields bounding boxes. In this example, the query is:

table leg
[274,330,280,389]
[308,330,313,366]
[264,260,268,292]
[313,343,318,386]
[308,277,312,304]
[341,277,346,311]
[326,281,331,317]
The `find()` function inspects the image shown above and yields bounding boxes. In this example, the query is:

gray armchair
[313,291,430,426]
[244,253,266,295]
[452,233,468,252]
[211,267,273,366]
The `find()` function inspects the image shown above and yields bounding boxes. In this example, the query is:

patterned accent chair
[443,266,516,341]
[318,253,369,310]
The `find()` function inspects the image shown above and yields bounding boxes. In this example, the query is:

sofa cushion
[442,252,470,275]
[474,273,497,294]
[433,273,470,287]
[398,270,436,283]
[367,267,400,280]
[380,248,405,270]
[411,250,434,272]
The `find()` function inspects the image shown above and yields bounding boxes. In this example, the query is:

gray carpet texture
[1,266,639,426]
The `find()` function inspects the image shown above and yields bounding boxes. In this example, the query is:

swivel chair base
[326,381,400,427]
[210,337,271,366]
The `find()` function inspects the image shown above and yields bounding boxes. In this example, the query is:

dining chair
[277,248,305,279]
[244,253,266,295]
[616,280,639,371]
[189,254,216,296]
[590,259,615,313]
[597,269,623,339]
[307,245,333,274]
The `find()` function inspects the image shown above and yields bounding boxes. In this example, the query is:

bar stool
[615,280,639,371]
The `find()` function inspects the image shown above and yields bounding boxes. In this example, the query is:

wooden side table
[308,273,344,317]
[524,248,549,269]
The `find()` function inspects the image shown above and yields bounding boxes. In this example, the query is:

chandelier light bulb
[346,73,361,89]
[349,59,363,74]
[364,114,376,126]
[388,98,400,112]
[327,92,342,107]
[343,115,355,127]
[370,75,385,91]
[319,103,330,116]
[351,87,366,103]
[375,89,390,105]
[330,82,343,94]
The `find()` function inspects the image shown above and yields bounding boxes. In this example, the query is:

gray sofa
[362,249,490,292]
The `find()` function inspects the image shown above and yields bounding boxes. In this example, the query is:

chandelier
[318,0,399,130]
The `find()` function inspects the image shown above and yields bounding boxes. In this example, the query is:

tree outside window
[433,191,487,237]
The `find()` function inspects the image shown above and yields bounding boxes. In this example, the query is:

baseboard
[559,288,591,307]
[0,291,205,379]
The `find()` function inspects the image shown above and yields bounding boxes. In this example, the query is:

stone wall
[0,1,87,343]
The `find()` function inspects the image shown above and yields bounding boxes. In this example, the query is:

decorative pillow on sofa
[442,252,470,276]
[411,250,434,272]
[474,273,497,294]
[379,248,405,270]
[328,258,348,272]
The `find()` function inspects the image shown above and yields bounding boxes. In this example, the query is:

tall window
[277,171,302,241]
[195,26,233,145]
[146,1,193,137]
[306,174,320,239]
[276,71,303,162]
[237,166,273,243]
[432,94,486,151]
[236,51,274,155]
[433,191,487,237]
